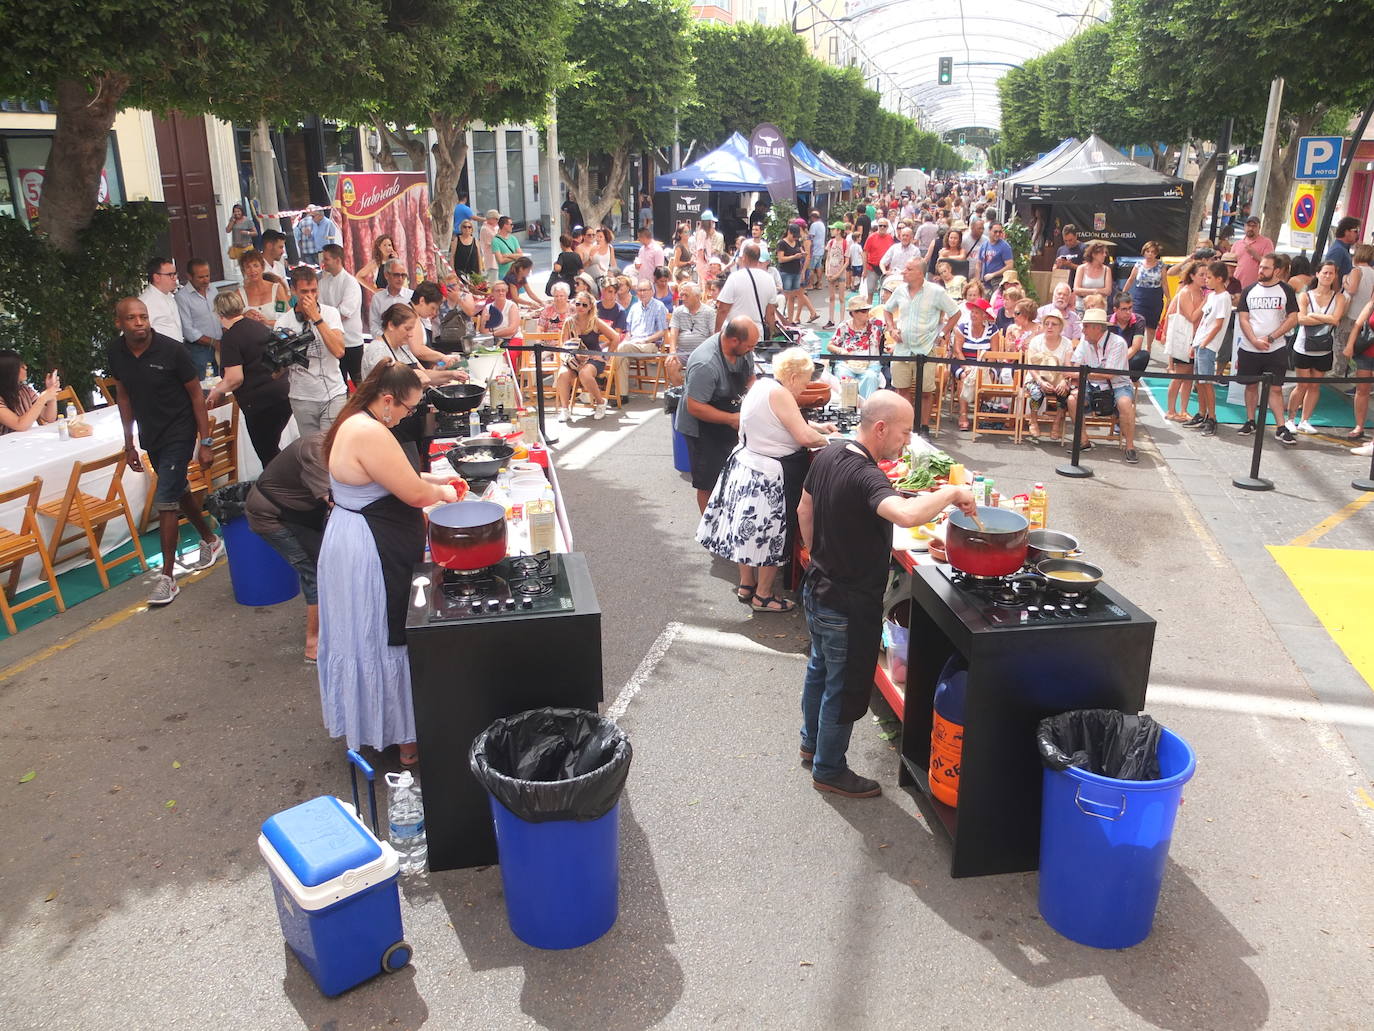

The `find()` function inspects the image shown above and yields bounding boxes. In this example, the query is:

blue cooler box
[258,795,410,996]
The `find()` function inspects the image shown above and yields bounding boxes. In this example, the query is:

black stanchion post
[533,342,556,444]
[1233,372,1274,491]
[1056,365,1093,479]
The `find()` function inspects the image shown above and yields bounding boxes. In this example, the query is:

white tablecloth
[0,403,297,591]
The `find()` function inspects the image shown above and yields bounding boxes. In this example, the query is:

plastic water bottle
[384,770,427,876]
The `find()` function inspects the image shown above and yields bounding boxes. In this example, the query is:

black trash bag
[1037,709,1162,781]
[663,385,683,415]
[470,707,631,823]
[205,481,256,524]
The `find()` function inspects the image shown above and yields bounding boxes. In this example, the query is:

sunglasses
[574,301,591,308]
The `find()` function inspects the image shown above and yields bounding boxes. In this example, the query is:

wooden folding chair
[517,332,564,403]
[38,453,147,590]
[139,453,211,534]
[0,477,66,635]
[569,361,623,416]
[206,403,239,489]
[625,354,667,399]
[95,377,119,407]
[971,350,1025,442]
[53,386,85,414]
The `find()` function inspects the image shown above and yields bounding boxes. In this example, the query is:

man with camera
[274,267,347,435]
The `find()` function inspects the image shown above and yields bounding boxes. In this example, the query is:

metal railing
[502,340,1374,493]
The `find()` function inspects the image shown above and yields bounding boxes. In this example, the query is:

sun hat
[1082,308,1110,325]
[846,295,872,311]
[966,298,992,313]
[700,209,716,221]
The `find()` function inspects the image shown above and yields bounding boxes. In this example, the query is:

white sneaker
[1297,420,1318,435]
[194,534,225,570]
[557,407,571,422]
[147,574,179,607]
[1352,442,1374,457]
[593,401,607,420]
[1284,418,1297,433]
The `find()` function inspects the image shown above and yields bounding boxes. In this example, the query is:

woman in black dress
[450,219,481,277]
[549,234,585,293]
[207,290,293,464]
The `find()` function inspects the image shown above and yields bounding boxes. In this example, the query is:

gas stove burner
[508,551,552,576]
[949,569,1012,587]
[511,573,555,597]
[440,567,499,594]
[988,588,1022,608]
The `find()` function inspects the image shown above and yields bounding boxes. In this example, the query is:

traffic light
[938,57,952,85]
[958,132,967,146]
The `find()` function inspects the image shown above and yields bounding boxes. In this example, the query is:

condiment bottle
[982,477,995,506]
[1028,483,1048,530]
[948,463,965,485]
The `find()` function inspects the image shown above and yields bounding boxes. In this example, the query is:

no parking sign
[1289,181,1324,249]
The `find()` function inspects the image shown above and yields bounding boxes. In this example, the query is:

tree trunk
[561,146,629,236]
[250,119,285,236]
[1261,108,1324,243]
[1186,141,1219,244]
[370,120,427,173]
[431,114,470,261]
[41,74,127,253]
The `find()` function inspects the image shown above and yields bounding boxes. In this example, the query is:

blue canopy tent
[792,141,852,190]
[654,133,815,242]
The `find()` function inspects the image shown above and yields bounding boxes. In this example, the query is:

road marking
[606,621,682,722]
[1288,492,1374,547]
[1148,681,1374,728]
[0,565,217,685]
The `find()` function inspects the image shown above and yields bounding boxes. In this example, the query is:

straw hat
[846,295,873,312]
[999,269,1020,285]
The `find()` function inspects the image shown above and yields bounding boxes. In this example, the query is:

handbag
[1087,383,1117,416]
[1356,321,1374,359]
[1302,293,1337,354]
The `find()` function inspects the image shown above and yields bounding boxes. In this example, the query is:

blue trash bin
[672,426,691,473]
[1038,725,1196,949]
[470,708,632,950]
[489,797,620,949]
[222,516,300,606]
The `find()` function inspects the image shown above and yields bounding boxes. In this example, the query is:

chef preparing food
[797,390,977,798]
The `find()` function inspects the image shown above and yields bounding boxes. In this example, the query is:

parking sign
[1295,136,1343,180]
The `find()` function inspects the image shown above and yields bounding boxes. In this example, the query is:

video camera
[262,325,315,373]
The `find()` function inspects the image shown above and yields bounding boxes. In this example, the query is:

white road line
[1149,682,1374,729]
[606,621,683,722]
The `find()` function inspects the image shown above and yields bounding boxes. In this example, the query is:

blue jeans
[801,581,856,779]
[259,525,319,604]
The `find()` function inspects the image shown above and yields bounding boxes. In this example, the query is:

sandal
[1024,432,1040,443]
[1346,430,1366,442]
[750,595,795,613]
[735,584,757,604]
[399,744,419,768]
[958,422,971,432]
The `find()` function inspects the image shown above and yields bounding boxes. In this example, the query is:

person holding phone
[0,351,59,434]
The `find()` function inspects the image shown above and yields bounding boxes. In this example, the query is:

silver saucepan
[1026,529,1083,566]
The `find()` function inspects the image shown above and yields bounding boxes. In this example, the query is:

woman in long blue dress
[317,362,458,766]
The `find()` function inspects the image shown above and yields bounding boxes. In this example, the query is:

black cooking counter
[894,563,1156,877]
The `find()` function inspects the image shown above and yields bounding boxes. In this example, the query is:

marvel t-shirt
[1237,281,1298,352]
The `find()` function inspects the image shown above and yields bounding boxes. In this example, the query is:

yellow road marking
[1268,546,1374,694]
[0,566,217,684]
[1358,788,1374,811]
[1288,493,1374,547]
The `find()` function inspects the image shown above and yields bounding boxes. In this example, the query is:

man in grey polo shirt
[676,316,758,512]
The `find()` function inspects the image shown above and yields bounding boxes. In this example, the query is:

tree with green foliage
[0,203,167,398]
[811,66,865,159]
[683,22,819,148]
[558,0,695,232]
[0,1,455,253]
[358,0,574,254]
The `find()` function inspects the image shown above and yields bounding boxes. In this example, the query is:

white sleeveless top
[740,378,800,459]
[238,286,280,322]
[1348,263,1374,322]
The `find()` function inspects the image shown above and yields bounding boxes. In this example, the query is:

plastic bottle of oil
[1028,482,1048,530]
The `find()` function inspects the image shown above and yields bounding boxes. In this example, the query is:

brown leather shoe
[800,748,814,767]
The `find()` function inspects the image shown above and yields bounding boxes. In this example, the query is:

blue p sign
[1296,136,1343,180]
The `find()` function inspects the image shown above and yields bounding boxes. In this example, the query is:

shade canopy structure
[837,0,1108,131]
[1005,135,1191,258]
[655,132,814,194]
[1001,137,1080,186]
[792,140,853,190]
[817,150,861,182]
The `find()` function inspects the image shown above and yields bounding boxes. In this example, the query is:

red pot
[428,500,507,571]
[945,508,1028,578]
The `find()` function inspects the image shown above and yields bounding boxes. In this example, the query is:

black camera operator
[208,290,293,465]
[274,266,348,435]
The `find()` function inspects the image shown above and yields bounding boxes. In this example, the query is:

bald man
[797,390,976,797]
[678,316,758,512]
[107,298,222,607]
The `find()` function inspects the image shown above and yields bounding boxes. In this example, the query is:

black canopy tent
[1008,135,1192,261]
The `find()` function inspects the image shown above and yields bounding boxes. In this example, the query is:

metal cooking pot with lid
[945,508,1029,578]
[1026,529,1082,566]
[427,500,507,571]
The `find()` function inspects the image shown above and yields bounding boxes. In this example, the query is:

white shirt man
[879,228,921,278]
[368,260,413,332]
[138,259,186,342]
[716,242,778,337]
[318,244,364,386]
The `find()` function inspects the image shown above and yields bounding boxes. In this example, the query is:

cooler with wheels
[258,794,411,996]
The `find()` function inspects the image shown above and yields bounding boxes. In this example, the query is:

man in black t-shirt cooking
[107,297,222,608]
[797,391,976,798]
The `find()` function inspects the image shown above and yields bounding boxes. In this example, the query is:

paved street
[2,366,1373,1029]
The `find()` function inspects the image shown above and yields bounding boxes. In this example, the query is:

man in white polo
[883,259,959,432]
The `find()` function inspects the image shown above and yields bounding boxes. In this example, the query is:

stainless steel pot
[1026,529,1083,566]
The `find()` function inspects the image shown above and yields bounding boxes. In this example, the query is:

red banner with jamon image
[334,171,437,296]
